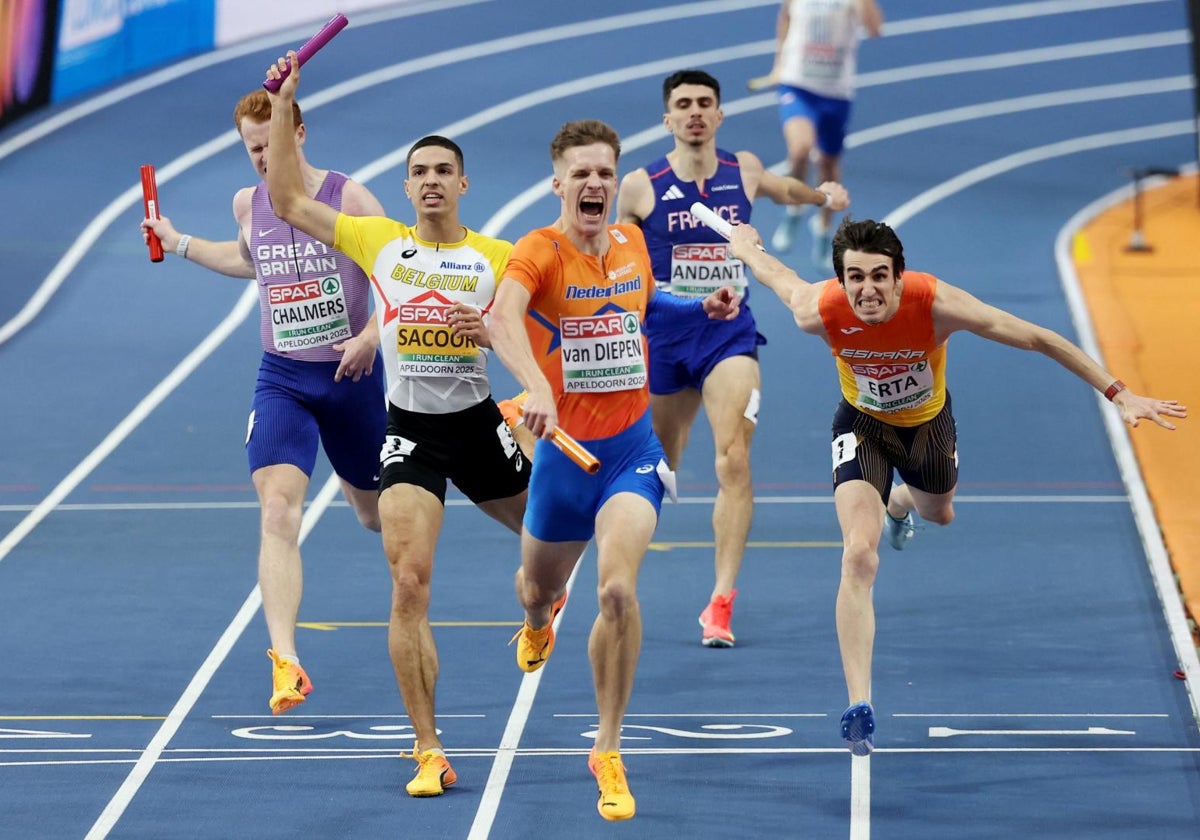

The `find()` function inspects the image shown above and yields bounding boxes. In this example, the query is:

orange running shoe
[698,590,737,648]
[406,746,458,797]
[510,620,554,672]
[267,649,313,714]
[508,590,566,673]
[588,748,636,821]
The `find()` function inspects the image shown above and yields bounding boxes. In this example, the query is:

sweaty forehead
[670,83,717,105]
[408,146,458,171]
[559,143,616,172]
[842,250,892,275]
[239,119,269,144]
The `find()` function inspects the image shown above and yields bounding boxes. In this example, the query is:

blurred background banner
[53,0,214,102]
[0,0,59,131]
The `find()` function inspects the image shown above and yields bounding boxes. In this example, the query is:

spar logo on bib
[559,310,646,393]
[393,289,480,376]
[267,274,350,350]
[560,312,639,339]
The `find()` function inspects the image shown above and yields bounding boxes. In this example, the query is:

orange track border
[1072,174,1200,644]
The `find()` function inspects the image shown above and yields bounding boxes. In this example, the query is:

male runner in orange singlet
[489,119,739,821]
[726,218,1186,757]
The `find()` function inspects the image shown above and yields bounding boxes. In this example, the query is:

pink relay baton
[263,13,349,92]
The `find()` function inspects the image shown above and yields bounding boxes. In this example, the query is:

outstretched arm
[933,281,1187,430]
[729,222,828,336]
[262,51,338,247]
[740,151,850,211]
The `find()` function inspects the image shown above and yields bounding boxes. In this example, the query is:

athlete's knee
[655,426,689,467]
[840,540,879,585]
[920,502,954,527]
[596,576,638,622]
[259,493,302,541]
[354,501,382,533]
[390,565,430,614]
[713,440,752,490]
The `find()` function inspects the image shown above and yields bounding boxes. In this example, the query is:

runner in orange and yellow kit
[725,216,1186,759]
[489,119,739,822]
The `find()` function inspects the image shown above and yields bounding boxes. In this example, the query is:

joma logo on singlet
[839,349,926,360]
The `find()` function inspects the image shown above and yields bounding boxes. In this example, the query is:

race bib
[559,311,646,392]
[668,242,745,299]
[394,301,480,377]
[851,360,934,414]
[267,275,351,350]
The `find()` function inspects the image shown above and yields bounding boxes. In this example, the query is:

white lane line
[0,287,256,564]
[929,726,1135,737]
[468,560,582,840]
[83,474,342,840]
[0,493,1134,514]
[850,755,871,840]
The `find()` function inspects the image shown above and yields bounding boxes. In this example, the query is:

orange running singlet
[504,225,653,440]
[819,271,948,427]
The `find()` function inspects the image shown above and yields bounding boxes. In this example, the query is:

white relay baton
[690,202,765,250]
[690,202,733,240]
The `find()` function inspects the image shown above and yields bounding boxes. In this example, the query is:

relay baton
[263,13,349,92]
[140,164,164,263]
[690,202,766,252]
[689,202,733,241]
[551,426,601,475]
[511,402,600,474]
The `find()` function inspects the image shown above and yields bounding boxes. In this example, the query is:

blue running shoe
[884,511,915,551]
[772,212,802,252]
[841,702,875,755]
[809,215,834,271]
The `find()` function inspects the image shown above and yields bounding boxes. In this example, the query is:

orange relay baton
[550,425,601,475]
[502,395,600,474]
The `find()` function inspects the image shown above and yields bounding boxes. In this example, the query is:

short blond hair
[549,119,621,164]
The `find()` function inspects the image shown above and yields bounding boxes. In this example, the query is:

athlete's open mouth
[581,198,605,217]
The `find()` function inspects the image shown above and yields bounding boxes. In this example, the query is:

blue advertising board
[53,0,214,101]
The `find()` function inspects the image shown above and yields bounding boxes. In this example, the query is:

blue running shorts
[246,352,386,491]
[523,411,666,543]
[778,84,853,158]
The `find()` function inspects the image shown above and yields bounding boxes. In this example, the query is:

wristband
[820,190,832,208]
[1103,380,1126,401]
[176,234,192,259]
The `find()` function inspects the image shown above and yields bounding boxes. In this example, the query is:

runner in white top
[768,0,884,264]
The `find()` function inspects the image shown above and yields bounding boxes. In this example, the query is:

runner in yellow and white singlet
[263,51,529,799]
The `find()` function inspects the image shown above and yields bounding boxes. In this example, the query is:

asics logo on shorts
[380,435,417,467]
[635,464,655,474]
